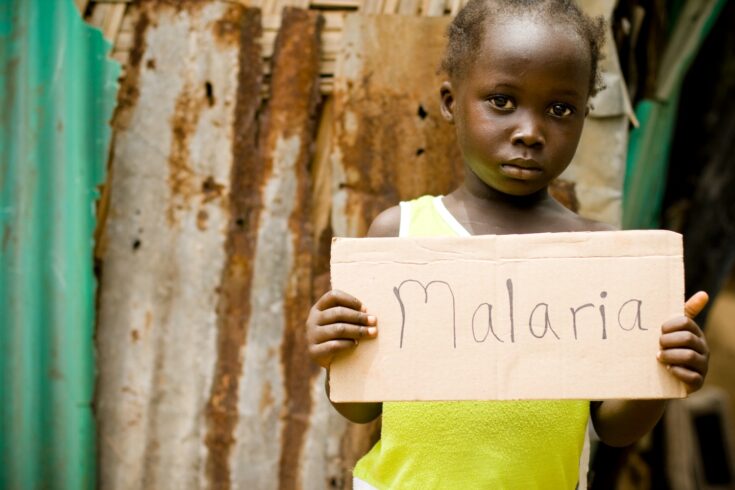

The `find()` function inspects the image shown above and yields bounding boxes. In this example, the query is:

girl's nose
[511,114,546,148]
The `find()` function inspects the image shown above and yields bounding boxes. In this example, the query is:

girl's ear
[440,81,455,123]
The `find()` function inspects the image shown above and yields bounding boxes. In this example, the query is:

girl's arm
[306,289,382,423]
[590,292,710,446]
[305,207,401,424]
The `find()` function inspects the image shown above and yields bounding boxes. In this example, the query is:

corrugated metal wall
[94,2,629,489]
[0,1,119,489]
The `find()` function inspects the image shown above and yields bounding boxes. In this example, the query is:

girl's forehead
[461,17,591,97]
[481,16,589,64]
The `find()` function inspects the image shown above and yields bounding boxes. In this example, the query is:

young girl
[306,0,710,487]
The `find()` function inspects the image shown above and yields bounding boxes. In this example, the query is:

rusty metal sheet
[329,14,463,239]
[96,3,264,489]
[226,7,324,490]
[97,3,331,489]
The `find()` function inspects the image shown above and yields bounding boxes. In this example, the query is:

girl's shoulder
[367,205,401,237]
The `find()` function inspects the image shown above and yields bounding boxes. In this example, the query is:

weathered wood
[422,0,446,15]
[398,0,421,14]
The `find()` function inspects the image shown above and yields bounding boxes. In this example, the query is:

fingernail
[361,305,367,313]
[367,315,377,325]
[367,327,377,336]
[656,351,662,360]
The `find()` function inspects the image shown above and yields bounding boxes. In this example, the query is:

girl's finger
[658,348,708,374]
[309,339,359,364]
[661,316,704,337]
[684,291,709,319]
[314,323,378,343]
[668,366,704,392]
[315,290,364,312]
[659,330,708,354]
[318,306,376,327]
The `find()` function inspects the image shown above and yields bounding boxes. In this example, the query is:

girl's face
[441,16,592,197]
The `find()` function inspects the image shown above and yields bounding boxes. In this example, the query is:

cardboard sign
[329,231,686,402]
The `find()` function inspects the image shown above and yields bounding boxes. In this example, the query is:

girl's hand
[306,290,378,369]
[658,291,710,394]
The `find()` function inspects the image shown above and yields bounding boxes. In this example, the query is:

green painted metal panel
[0,0,119,488]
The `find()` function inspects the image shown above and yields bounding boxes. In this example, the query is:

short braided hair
[441,0,607,98]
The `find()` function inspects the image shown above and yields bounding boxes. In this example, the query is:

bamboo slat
[422,0,446,15]
[75,0,90,14]
[85,0,461,99]
[398,0,421,14]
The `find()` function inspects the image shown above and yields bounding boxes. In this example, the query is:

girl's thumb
[684,291,709,319]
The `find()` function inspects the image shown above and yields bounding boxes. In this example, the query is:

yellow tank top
[352,195,589,489]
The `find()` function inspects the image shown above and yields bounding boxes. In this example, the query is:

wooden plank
[263,10,344,30]
[383,0,400,12]
[87,3,107,29]
[422,0,446,15]
[110,50,129,65]
[75,0,90,15]
[102,3,126,43]
[262,0,277,15]
[115,30,133,51]
[398,0,421,14]
[363,0,385,13]
[309,0,360,8]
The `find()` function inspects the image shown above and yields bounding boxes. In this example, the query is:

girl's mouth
[499,163,543,180]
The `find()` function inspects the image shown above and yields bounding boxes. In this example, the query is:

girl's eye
[488,95,515,110]
[548,103,575,118]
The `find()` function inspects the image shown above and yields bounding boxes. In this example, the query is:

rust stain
[204,7,263,490]
[196,209,209,231]
[146,58,156,70]
[269,8,324,489]
[93,133,116,263]
[111,6,150,130]
[211,4,247,48]
[335,82,463,237]
[167,84,204,225]
[202,176,225,204]
[259,382,275,415]
[131,329,140,342]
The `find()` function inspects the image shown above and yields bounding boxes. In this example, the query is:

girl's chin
[474,175,550,198]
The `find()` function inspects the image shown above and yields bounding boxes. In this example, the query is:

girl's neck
[458,168,553,211]
[442,166,569,235]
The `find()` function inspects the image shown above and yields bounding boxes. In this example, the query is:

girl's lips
[500,163,543,180]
